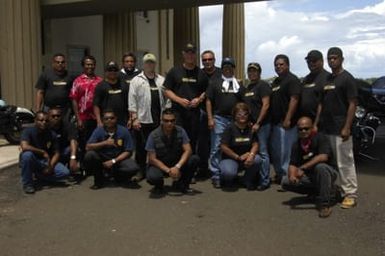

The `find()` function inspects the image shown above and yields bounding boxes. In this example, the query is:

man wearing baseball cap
[164,42,209,160]
[93,61,130,127]
[319,47,358,209]
[129,53,169,181]
[300,50,330,124]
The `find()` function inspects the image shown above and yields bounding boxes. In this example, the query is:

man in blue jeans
[206,57,243,188]
[270,54,301,185]
[19,111,70,194]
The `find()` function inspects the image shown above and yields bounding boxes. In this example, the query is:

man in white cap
[129,53,169,181]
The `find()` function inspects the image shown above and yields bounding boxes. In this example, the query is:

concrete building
[0,0,265,108]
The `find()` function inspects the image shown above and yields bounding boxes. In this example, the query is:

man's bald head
[297,116,313,127]
[297,116,314,139]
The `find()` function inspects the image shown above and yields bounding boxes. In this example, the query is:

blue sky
[199,0,385,78]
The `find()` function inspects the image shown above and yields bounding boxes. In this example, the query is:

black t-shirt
[300,69,330,120]
[93,80,129,125]
[120,69,140,87]
[51,122,78,151]
[241,80,272,124]
[221,123,258,160]
[270,72,301,125]
[320,70,358,135]
[164,65,209,111]
[206,77,242,117]
[148,77,161,126]
[35,69,74,108]
[203,67,222,81]
[290,132,335,171]
[21,127,59,157]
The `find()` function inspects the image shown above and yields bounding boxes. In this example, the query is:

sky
[199,0,385,79]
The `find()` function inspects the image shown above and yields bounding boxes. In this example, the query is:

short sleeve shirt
[241,80,272,124]
[51,122,78,151]
[320,70,358,135]
[300,69,330,120]
[270,72,301,125]
[21,127,59,157]
[145,126,190,152]
[221,123,258,159]
[164,65,209,110]
[35,69,75,108]
[87,125,133,158]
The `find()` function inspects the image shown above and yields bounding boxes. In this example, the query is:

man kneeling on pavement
[145,109,199,197]
[281,116,338,218]
[84,110,139,189]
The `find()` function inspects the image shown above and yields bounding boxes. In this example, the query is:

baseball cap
[183,42,197,53]
[327,47,343,57]
[247,62,261,72]
[105,61,119,72]
[143,53,157,63]
[221,57,236,68]
[305,50,323,61]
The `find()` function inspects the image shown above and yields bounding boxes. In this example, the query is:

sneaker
[256,184,270,191]
[131,172,144,182]
[212,179,221,189]
[150,186,166,199]
[341,197,357,209]
[318,207,332,218]
[23,185,35,194]
[90,184,103,190]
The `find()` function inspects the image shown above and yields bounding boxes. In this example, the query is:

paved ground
[0,136,385,255]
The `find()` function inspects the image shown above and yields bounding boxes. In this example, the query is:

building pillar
[173,7,200,66]
[222,3,245,80]
[0,0,42,108]
[103,12,136,64]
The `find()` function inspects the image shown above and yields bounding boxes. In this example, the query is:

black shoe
[246,184,257,191]
[212,179,221,189]
[256,184,270,191]
[150,186,166,198]
[131,172,144,182]
[274,175,282,185]
[90,184,103,190]
[23,185,35,194]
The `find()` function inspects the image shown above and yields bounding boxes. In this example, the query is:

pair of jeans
[257,123,271,186]
[270,124,297,179]
[83,150,139,186]
[146,155,200,189]
[20,151,70,187]
[281,163,338,206]
[209,115,232,181]
[219,155,262,187]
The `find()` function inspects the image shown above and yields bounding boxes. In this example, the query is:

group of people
[19,42,358,218]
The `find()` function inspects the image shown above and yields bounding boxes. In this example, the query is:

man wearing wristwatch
[84,110,139,189]
[145,109,199,197]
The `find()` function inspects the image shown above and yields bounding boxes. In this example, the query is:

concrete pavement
[0,137,20,170]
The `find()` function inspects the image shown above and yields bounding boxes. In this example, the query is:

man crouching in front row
[145,109,199,197]
[281,116,338,218]
[84,110,139,189]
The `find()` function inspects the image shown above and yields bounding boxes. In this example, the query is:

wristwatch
[111,158,116,164]
[70,155,76,160]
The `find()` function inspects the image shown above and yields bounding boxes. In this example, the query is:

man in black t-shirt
[164,43,209,155]
[93,61,130,127]
[300,50,330,123]
[206,57,242,188]
[320,47,358,209]
[120,52,141,88]
[197,50,222,178]
[282,117,338,218]
[35,53,74,122]
[270,54,301,185]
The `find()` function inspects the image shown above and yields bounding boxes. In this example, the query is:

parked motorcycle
[0,100,35,144]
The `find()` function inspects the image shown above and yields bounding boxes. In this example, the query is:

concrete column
[173,7,200,66]
[0,0,42,108]
[222,3,245,80]
[103,12,136,64]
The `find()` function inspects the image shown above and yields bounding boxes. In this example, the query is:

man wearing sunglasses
[145,109,199,197]
[84,110,139,189]
[282,117,338,218]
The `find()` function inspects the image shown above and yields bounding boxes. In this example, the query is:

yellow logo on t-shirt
[235,137,250,143]
[53,81,67,86]
[47,141,52,148]
[245,92,255,97]
[304,83,316,88]
[302,152,314,160]
[324,84,335,90]
[182,78,197,83]
[117,139,123,146]
[272,86,280,92]
[108,89,122,94]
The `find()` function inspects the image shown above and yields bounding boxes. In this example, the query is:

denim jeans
[209,115,231,181]
[270,124,297,178]
[20,151,70,187]
[219,155,262,187]
[257,123,271,186]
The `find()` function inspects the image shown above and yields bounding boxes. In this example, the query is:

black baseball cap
[221,57,236,68]
[105,61,119,72]
[305,50,323,61]
[183,42,197,53]
[327,47,343,57]
[247,62,261,72]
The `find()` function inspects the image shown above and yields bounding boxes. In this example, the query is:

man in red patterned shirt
[70,55,103,164]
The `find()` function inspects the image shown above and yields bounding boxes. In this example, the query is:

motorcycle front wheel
[4,112,35,144]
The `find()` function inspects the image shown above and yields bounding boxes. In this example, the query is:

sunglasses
[202,58,213,62]
[163,119,176,123]
[103,116,116,120]
[298,127,311,132]
[236,112,249,117]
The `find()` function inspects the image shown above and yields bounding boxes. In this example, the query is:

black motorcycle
[0,100,35,144]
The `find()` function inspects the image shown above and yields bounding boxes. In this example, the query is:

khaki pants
[328,135,358,198]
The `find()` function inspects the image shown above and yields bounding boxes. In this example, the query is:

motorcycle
[0,100,35,144]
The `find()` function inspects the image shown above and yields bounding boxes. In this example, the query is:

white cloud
[200,0,385,78]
